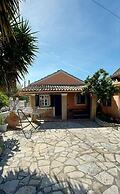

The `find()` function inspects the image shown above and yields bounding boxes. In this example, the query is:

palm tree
[0,18,38,95]
[0,0,20,39]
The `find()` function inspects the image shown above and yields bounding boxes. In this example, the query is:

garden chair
[17,109,40,139]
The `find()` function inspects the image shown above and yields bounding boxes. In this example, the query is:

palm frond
[0,18,38,92]
[0,0,20,40]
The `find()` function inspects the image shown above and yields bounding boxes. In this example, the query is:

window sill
[37,107,53,110]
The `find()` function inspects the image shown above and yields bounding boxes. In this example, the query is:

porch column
[29,94,35,109]
[90,94,97,120]
[29,94,36,122]
[61,93,67,120]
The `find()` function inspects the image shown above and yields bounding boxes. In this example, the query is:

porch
[28,92,97,121]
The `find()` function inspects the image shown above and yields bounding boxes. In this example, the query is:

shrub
[0,115,5,125]
[0,92,9,109]
[19,96,29,103]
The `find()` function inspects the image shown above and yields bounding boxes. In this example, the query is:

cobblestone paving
[0,120,120,194]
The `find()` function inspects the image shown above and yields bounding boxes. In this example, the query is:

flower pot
[0,124,8,132]
[6,112,19,129]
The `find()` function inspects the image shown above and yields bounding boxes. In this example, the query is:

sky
[20,0,120,85]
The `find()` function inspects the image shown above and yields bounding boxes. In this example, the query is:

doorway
[51,95,61,117]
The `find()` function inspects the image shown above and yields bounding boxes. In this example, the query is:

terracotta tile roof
[112,68,120,79]
[22,70,84,93]
[22,85,83,92]
[29,70,84,86]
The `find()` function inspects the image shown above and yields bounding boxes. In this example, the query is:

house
[20,70,96,120]
[101,68,120,119]
[112,68,120,82]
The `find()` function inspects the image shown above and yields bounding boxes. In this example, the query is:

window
[75,94,86,104]
[39,95,50,107]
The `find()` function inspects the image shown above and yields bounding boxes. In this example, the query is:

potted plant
[0,115,7,132]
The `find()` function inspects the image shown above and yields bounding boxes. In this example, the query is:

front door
[54,95,61,116]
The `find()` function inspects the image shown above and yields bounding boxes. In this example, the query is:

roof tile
[22,85,83,92]
[22,70,84,93]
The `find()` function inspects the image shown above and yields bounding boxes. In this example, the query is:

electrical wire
[91,0,120,21]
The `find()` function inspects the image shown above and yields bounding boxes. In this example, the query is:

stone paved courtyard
[0,120,120,194]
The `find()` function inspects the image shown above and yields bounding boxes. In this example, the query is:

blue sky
[20,0,120,84]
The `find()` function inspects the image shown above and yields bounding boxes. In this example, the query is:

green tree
[0,19,37,94]
[83,69,119,102]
